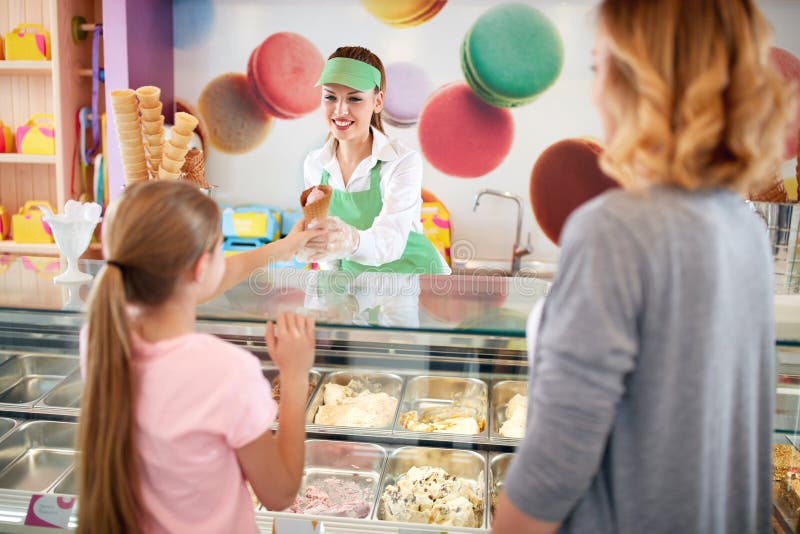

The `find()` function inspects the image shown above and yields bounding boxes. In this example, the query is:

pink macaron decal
[770,47,800,161]
[418,82,514,178]
[383,62,433,127]
[247,32,324,120]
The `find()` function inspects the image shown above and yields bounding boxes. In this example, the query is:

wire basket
[750,201,800,292]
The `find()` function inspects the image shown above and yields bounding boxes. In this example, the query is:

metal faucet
[473,188,533,275]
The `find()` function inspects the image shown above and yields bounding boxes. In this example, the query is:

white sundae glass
[41,200,102,284]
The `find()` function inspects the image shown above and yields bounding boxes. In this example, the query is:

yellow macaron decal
[361,0,446,28]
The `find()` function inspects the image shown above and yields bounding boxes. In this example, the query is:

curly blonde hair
[597,0,796,192]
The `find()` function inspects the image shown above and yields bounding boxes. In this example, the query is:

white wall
[173,0,800,264]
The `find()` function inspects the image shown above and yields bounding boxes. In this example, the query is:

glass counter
[0,255,798,532]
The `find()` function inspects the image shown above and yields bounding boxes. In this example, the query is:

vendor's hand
[303,218,331,250]
[283,219,325,256]
[265,312,315,380]
[306,217,360,261]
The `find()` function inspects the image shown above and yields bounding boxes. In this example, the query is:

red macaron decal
[418,82,514,178]
[530,138,619,245]
[247,32,324,120]
[770,47,800,161]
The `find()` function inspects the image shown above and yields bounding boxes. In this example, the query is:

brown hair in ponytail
[77,181,221,534]
[328,46,387,134]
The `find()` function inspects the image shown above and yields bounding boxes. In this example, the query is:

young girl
[77,180,316,533]
[299,46,450,275]
[493,1,794,533]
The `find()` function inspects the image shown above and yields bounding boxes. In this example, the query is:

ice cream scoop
[305,186,327,204]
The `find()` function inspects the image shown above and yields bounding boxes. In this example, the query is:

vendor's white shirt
[303,128,426,267]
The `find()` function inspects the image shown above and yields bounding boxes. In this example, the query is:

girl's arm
[235,374,308,510]
[236,313,315,510]
[204,221,323,302]
[492,493,559,534]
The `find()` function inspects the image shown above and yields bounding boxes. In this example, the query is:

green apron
[320,161,446,274]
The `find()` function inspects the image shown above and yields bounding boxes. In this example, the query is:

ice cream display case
[0,255,799,532]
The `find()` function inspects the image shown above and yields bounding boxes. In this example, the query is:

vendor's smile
[332,118,354,130]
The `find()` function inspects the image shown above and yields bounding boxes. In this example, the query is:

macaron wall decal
[418,82,514,178]
[198,73,273,154]
[383,63,434,128]
[194,32,323,154]
[247,32,324,120]
[769,47,800,161]
[530,138,619,245]
[361,0,447,28]
[461,3,564,108]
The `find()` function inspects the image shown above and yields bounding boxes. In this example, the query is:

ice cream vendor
[299,46,450,275]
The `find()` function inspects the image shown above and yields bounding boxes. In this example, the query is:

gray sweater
[505,186,774,533]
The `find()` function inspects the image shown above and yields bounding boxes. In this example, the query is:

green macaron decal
[461,3,564,108]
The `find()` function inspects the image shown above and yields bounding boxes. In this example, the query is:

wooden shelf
[0,241,58,255]
[0,60,53,75]
[0,241,102,257]
[0,154,57,164]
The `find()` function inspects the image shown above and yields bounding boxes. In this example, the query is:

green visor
[316,57,381,92]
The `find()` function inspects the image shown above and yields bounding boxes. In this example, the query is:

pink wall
[102,0,173,200]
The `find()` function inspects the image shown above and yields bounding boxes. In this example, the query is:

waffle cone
[161,155,182,173]
[135,86,161,107]
[158,167,180,180]
[140,104,163,122]
[164,140,189,161]
[796,130,799,182]
[749,175,788,203]
[300,185,332,221]
[169,128,193,148]
[174,112,199,133]
[142,117,164,135]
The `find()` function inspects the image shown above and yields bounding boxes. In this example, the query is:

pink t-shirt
[80,330,277,533]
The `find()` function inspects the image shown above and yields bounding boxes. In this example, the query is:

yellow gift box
[4,23,51,61]
[16,114,55,155]
[12,201,54,244]
[0,121,14,153]
[421,201,451,266]
[0,206,10,239]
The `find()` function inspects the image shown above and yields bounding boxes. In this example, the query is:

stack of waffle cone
[181,149,208,188]
[136,86,165,179]
[110,89,147,184]
[750,172,788,203]
[300,185,332,220]
[159,112,198,180]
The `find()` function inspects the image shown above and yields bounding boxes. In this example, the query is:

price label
[24,494,75,528]
[272,517,325,534]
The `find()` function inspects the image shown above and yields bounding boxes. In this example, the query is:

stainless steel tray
[38,371,83,410]
[51,467,75,495]
[307,371,403,430]
[0,418,17,442]
[395,376,488,437]
[489,452,513,525]
[0,421,76,492]
[490,380,527,442]
[377,446,487,528]
[283,439,386,519]
[0,353,18,368]
[0,355,78,406]
[262,368,322,409]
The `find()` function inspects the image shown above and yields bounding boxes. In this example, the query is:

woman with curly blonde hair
[493,1,795,533]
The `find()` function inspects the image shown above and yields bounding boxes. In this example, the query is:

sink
[450,259,556,280]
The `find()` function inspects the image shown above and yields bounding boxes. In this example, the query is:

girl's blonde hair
[328,46,386,134]
[598,0,796,191]
[77,181,221,534]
